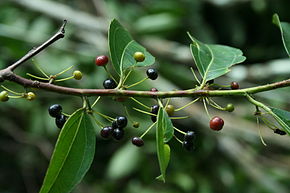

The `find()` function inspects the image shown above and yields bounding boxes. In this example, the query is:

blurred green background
[1,0,290,193]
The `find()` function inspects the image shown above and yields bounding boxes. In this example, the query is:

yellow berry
[26,92,36,101]
[0,91,9,102]
[165,105,175,116]
[133,52,145,62]
[73,70,83,80]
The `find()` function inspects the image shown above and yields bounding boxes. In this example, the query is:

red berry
[150,88,158,92]
[95,55,109,66]
[132,137,144,147]
[230,81,239,89]
[209,116,224,131]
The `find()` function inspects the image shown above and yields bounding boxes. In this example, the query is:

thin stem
[175,98,199,111]
[130,97,151,110]
[32,59,49,78]
[174,127,186,135]
[54,65,74,77]
[91,115,104,128]
[104,66,117,83]
[170,116,190,120]
[54,76,74,82]
[94,111,115,122]
[123,68,133,84]
[173,135,183,144]
[91,96,101,108]
[133,107,156,116]
[257,117,267,146]
[1,85,22,95]
[207,98,224,111]
[203,98,211,119]
[26,73,49,81]
[140,123,156,138]
[190,67,200,84]
[126,77,148,89]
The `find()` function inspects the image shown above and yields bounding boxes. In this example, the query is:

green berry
[26,92,36,101]
[225,103,235,112]
[133,122,140,128]
[0,91,9,102]
[165,104,175,116]
[73,70,83,80]
[133,52,145,62]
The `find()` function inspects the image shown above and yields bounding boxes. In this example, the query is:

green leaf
[108,19,155,75]
[39,108,96,193]
[156,108,172,182]
[273,14,290,57]
[188,33,246,82]
[270,107,290,135]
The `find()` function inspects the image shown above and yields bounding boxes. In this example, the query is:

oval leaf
[39,108,96,193]
[273,14,290,57]
[188,33,246,82]
[270,107,290,135]
[156,108,172,182]
[108,19,155,75]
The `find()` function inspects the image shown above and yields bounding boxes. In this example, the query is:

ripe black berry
[274,129,286,135]
[146,68,158,80]
[183,140,194,151]
[206,79,214,84]
[95,55,109,66]
[112,120,118,129]
[209,116,224,131]
[48,104,62,118]
[132,137,144,147]
[151,115,157,122]
[100,126,113,139]
[151,105,159,114]
[55,114,67,129]
[112,128,124,140]
[184,131,195,141]
[231,81,239,89]
[116,116,128,128]
[103,78,117,89]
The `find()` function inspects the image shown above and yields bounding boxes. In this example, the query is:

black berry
[48,104,62,118]
[100,126,113,139]
[112,128,124,140]
[151,115,157,122]
[55,114,67,129]
[116,116,127,128]
[151,105,159,114]
[112,120,118,129]
[183,140,194,151]
[95,55,109,66]
[132,137,144,147]
[184,131,195,141]
[231,81,239,89]
[209,116,224,131]
[274,129,286,135]
[103,78,117,89]
[146,68,158,80]
[206,79,214,84]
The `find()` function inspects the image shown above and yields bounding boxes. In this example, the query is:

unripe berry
[231,81,239,89]
[26,92,36,101]
[132,137,144,147]
[0,91,9,102]
[165,105,175,116]
[95,55,109,66]
[133,122,140,128]
[225,103,235,112]
[73,70,83,80]
[133,52,145,62]
[209,116,224,131]
[146,68,158,80]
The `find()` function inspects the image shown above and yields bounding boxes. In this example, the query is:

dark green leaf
[273,14,290,57]
[188,33,246,82]
[270,107,290,135]
[156,108,172,182]
[108,19,155,75]
[39,108,96,193]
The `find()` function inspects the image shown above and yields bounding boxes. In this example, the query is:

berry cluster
[100,116,128,140]
[48,104,67,129]
[182,131,195,151]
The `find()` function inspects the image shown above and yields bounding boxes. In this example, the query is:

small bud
[0,91,9,102]
[26,92,36,101]
[225,103,235,112]
[133,52,145,62]
[73,70,83,80]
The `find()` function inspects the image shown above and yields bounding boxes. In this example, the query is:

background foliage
[1,0,290,193]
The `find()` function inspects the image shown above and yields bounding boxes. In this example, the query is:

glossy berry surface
[225,103,235,112]
[207,79,214,84]
[165,105,175,116]
[151,105,159,114]
[184,131,195,141]
[132,137,144,147]
[0,91,9,102]
[26,92,36,101]
[116,116,128,128]
[274,129,286,135]
[73,70,83,80]
[151,115,157,123]
[146,68,158,80]
[95,55,109,66]
[112,128,124,140]
[133,52,145,62]
[209,116,224,131]
[231,81,239,89]
[103,78,117,89]
[55,114,67,129]
[183,140,194,151]
[48,104,62,118]
[100,126,113,138]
